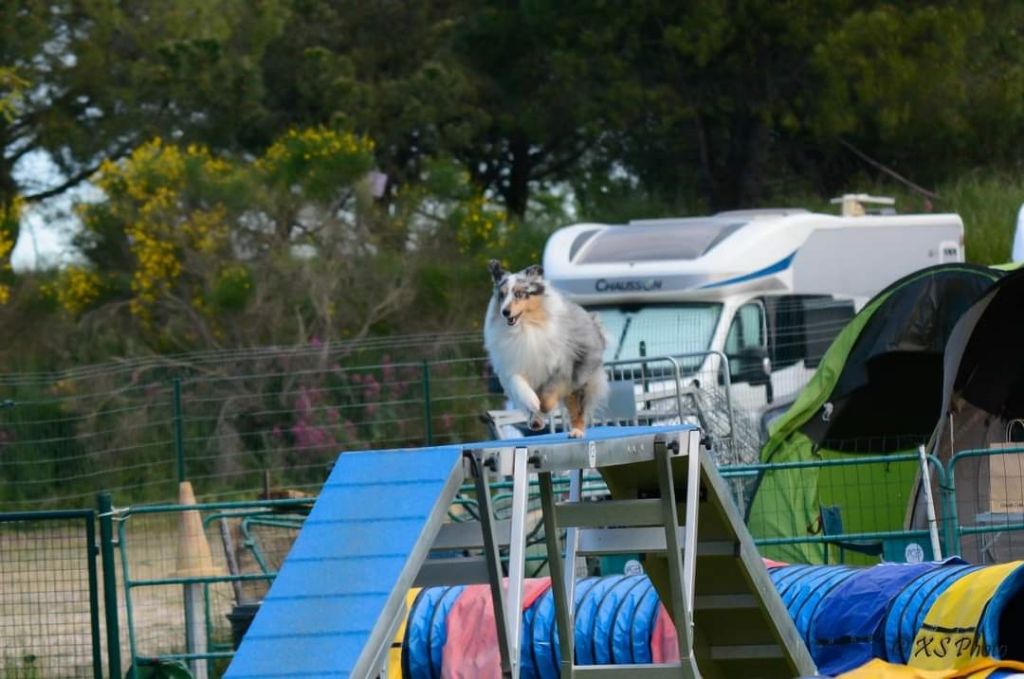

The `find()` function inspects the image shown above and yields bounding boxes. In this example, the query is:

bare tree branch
[837,138,940,201]
[22,143,133,203]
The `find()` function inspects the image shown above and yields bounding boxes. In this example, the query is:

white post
[504,447,529,679]
[176,481,221,679]
[918,445,943,560]
[184,584,207,679]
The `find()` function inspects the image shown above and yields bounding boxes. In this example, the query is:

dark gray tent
[910,267,1024,563]
[748,264,1002,563]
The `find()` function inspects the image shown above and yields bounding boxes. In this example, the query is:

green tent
[746,264,1002,563]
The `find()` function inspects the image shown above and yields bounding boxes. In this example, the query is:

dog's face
[488,260,545,328]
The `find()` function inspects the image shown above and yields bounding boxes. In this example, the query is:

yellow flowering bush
[452,194,511,263]
[0,196,23,305]
[87,138,234,321]
[65,126,517,347]
[0,68,25,123]
[43,267,103,315]
[258,127,376,200]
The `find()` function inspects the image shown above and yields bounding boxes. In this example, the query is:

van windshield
[591,303,723,369]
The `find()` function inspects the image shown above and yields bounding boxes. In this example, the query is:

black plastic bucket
[227,602,261,650]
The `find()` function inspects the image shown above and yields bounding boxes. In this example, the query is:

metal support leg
[563,468,583,608]
[539,472,574,679]
[655,438,699,678]
[682,434,701,630]
[473,454,514,678]
[505,447,529,679]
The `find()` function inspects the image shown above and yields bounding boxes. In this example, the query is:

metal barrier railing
[603,351,738,460]
[111,497,312,678]
[721,451,947,563]
[946,445,1024,563]
[487,351,747,463]
[0,508,102,679]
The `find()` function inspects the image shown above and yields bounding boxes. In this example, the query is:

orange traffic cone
[175,481,223,578]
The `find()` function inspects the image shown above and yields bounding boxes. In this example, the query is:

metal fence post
[84,512,104,679]
[173,377,186,483]
[421,360,433,445]
[98,492,122,679]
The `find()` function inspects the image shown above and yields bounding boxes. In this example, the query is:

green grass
[3,655,41,679]
[933,173,1024,265]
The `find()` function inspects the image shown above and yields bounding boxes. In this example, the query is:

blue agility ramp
[225,425,815,678]
[225,445,465,678]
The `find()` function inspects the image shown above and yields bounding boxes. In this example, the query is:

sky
[11,202,77,270]
[11,150,88,271]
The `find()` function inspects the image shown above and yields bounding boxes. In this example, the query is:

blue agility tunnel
[770,561,945,674]
[767,559,1024,675]
[404,575,674,678]
[405,560,1024,676]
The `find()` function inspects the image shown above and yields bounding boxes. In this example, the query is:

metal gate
[0,509,103,678]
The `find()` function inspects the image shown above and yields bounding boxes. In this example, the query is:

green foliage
[258,127,376,200]
[0,389,87,507]
[934,175,1024,266]
[209,265,254,312]
[0,68,25,122]
[6,0,1024,231]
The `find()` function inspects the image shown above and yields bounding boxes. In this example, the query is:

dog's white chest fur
[484,304,565,388]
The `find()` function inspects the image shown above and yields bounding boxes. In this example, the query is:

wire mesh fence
[727,450,939,566]
[947,445,1024,565]
[0,510,102,679]
[0,297,864,513]
[113,499,310,679]
[0,295,863,511]
[0,333,500,510]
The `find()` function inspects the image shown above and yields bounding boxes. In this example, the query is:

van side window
[765,295,855,369]
[726,303,767,383]
[726,303,766,355]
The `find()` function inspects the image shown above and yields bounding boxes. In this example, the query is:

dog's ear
[488,259,506,284]
[523,264,543,279]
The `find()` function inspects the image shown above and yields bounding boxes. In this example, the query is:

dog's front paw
[528,413,546,431]
[568,427,585,438]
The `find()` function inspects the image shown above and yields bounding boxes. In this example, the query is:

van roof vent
[578,219,745,263]
[830,194,896,217]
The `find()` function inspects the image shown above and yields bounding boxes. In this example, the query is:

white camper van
[542,195,964,456]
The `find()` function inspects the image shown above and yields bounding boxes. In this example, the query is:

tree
[259,1,629,218]
[0,0,286,267]
[58,125,511,352]
[579,1,1024,211]
[810,3,1024,186]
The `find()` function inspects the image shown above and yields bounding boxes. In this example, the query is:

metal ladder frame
[537,432,701,678]
[451,428,703,679]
